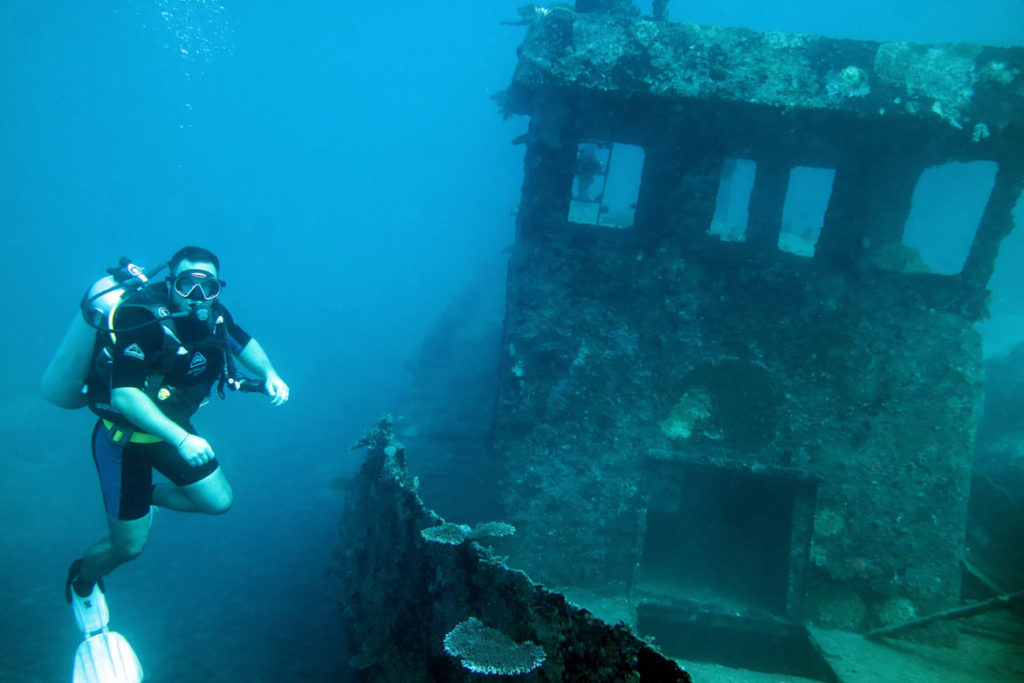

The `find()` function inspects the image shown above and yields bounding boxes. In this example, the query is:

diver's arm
[110,387,214,466]
[236,338,278,377]
[237,338,290,406]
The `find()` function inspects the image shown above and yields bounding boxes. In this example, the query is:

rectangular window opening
[778,166,836,257]
[901,161,998,275]
[568,141,645,229]
[709,158,756,242]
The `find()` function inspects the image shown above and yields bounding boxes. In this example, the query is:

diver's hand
[265,372,290,407]
[178,434,215,467]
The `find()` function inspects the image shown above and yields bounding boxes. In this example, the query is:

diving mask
[172,270,223,301]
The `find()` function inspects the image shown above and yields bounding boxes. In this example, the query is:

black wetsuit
[87,293,251,520]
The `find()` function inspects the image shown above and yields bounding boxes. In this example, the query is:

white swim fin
[72,631,144,683]
[70,583,109,636]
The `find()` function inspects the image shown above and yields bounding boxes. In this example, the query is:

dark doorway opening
[638,456,817,618]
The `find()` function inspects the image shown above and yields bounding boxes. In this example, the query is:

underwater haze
[0,1,1022,681]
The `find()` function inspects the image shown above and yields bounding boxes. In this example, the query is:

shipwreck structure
[339,423,692,681]
[495,0,1022,649]
[339,2,1024,679]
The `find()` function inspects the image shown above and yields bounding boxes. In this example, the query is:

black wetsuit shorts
[91,420,218,520]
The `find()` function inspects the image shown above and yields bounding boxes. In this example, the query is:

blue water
[0,1,1021,681]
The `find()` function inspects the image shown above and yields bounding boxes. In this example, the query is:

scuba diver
[41,246,289,672]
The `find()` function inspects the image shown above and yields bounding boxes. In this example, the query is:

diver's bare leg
[152,466,233,515]
[76,512,152,588]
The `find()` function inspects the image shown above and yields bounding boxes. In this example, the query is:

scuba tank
[41,259,165,409]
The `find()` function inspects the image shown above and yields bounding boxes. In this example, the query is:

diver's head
[167,246,222,322]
